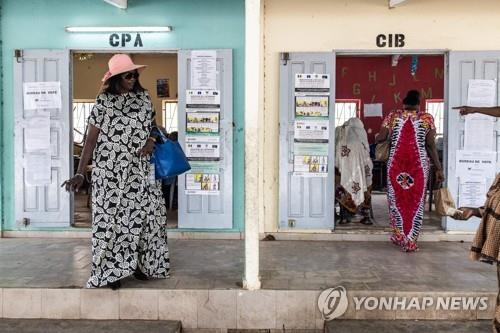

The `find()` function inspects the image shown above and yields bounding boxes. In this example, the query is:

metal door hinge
[288,219,296,228]
[14,49,23,63]
[281,52,290,66]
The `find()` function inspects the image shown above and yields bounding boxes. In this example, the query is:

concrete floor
[0,238,496,292]
[0,319,181,333]
[325,320,491,333]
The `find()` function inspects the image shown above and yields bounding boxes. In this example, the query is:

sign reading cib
[376,34,405,48]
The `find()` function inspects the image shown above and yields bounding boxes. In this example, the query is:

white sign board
[364,103,383,118]
[294,119,329,142]
[295,73,330,90]
[23,81,62,110]
[186,90,220,106]
[467,79,497,107]
[456,150,497,180]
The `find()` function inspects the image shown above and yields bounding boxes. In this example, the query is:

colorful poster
[186,112,220,135]
[293,155,328,177]
[294,119,329,142]
[185,173,220,195]
[295,96,329,118]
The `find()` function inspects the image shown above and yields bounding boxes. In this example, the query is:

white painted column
[243,0,263,290]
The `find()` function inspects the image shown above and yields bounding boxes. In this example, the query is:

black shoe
[108,280,121,290]
[134,269,149,281]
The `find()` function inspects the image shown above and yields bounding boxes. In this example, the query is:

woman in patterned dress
[376,90,444,252]
[62,54,169,289]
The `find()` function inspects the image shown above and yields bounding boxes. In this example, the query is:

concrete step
[0,319,182,333]
[324,320,491,333]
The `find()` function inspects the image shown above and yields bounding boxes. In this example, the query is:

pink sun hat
[101,54,147,82]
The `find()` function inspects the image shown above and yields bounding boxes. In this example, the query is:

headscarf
[335,117,373,206]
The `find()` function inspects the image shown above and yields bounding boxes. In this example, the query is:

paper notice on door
[186,142,220,161]
[456,150,497,180]
[293,155,328,177]
[294,119,329,142]
[23,81,62,110]
[295,74,330,92]
[186,111,220,135]
[467,79,497,107]
[191,50,217,90]
[185,173,220,195]
[25,112,51,152]
[459,179,488,208]
[25,153,51,186]
[464,113,496,151]
[364,103,383,118]
[295,95,329,118]
[186,90,220,107]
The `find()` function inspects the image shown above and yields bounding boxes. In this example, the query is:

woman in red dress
[376,90,444,252]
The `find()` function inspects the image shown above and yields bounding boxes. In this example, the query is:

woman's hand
[61,174,85,192]
[138,138,155,157]
[452,106,476,116]
[435,169,445,185]
[452,207,479,220]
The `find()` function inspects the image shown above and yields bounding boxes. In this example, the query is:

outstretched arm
[453,106,500,117]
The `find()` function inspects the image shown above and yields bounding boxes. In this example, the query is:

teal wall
[0,0,245,231]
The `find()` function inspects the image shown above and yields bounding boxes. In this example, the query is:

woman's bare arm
[425,129,444,183]
[375,127,389,143]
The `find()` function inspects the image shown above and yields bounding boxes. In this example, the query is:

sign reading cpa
[109,33,143,47]
[376,34,405,48]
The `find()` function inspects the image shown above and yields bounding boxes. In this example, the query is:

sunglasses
[122,71,139,80]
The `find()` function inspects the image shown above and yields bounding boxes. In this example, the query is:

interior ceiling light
[65,26,172,33]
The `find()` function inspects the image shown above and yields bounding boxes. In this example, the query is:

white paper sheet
[25,112,51,152]
[295,74,330,90]
[464,113,495,151]
[467,79,497,107]
[186,142,220,160]
[23,81,62,110]
[191,50,217,90]
[295,95,329,117]
[294,119,329,142]
[25,153,51,186]
[186,90,220,106]
[459,179,487,208]
[456,150,497,180]
[364,103,383,118]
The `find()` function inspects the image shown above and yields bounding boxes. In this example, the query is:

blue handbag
[151,130,191,179]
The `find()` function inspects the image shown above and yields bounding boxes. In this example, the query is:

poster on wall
[156,78,170,98]
[294,119,329,142]
[185,173,220,195]
[464,114,495,152]
[295,95,329,117]
[191,50,217,90]
[364,103,383,118]
[23,81,62,110]
[186,111,220,135]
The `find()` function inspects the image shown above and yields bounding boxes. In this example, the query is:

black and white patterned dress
[86,91,169,288]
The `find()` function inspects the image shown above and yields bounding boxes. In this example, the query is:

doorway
[333,53,445,232]
[71,51,180,229]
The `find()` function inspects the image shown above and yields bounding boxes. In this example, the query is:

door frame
[278,49,450,232]
[68,48,179,227]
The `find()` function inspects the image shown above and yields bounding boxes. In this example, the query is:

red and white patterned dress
[382,110,435,252]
